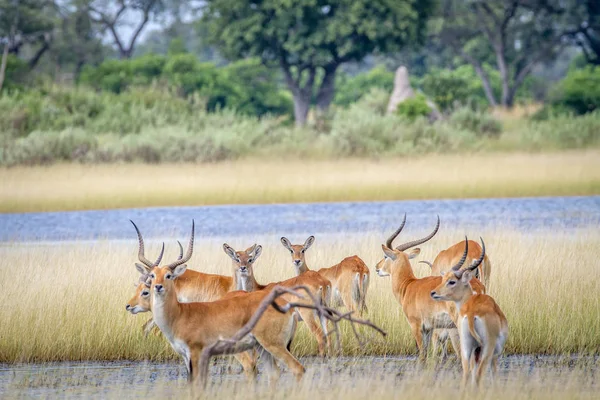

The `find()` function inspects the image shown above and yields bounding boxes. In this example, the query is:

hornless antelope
[431,238,508,387]
[375,216,485,361]
[223,243,333,356]
[280,236,370,315]
[420,239,491,359]
[148,222,305,384]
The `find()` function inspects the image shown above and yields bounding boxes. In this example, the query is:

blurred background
[0,0,598,168]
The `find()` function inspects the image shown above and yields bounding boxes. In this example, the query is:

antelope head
[430,237,485,302]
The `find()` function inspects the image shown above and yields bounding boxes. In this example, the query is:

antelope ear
[245,244,258,255]
[303,235,315,251]
[172,264,187,278]
[280,237,292,250]
[223,243,238,261]
[135,263,149,274]
[252,245,263,260]
[461,269,474,283]
[382,245,397,261]
[407,248,421,259]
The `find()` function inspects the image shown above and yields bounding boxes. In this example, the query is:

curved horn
[153,242,165,267]
[467,237,486,271]
[165,220,195,270]
[176,240,184,260]
[395,215,440,252]
[451,236,469,271]
[130,220,155,268]
[386,213,407,248]
[419,260,433,269]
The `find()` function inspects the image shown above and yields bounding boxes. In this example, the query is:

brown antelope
[131,221,233,302]
[420,238,491,359]
[222,243,333,356]
[431,238,508,387]
[420,239,492,287]
[147,221,305,384]
[375,216,485,361]
[280,236,369,315]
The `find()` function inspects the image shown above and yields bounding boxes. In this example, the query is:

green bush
[449,107,502,137]
[396,95,431,121]
[518,112,600,149]
[334,66,394,107]
[2,55,29,91]
[549,66,600,115]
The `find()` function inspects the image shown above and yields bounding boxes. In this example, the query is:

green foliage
[2,55,29,90]
[334,66,394,107]
[418,65,501,111]
[549,66,600,115]
[395,95,431,121]
[449,107,502,138]
[518,112,600,149]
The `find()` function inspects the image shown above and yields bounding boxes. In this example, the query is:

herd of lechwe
[125,214,507,388]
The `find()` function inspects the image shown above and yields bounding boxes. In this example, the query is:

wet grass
[1,151,600,213]
[1,227,599,363]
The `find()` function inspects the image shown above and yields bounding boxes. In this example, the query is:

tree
[562,0,600,65]
[0,0,55,91]
[202,0,434,126]
[435,0,568,108]
[88,0,164,59]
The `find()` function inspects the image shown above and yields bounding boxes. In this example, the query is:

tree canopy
[202,0,434,125]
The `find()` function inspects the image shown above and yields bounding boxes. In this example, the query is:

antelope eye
[150,274,156,279]
[142,291,149,296]
[301,249,305,253]
[248,258,253,263]
[448,280,456,286]
[165,274,172,280]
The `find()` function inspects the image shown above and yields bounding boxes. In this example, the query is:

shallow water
[1,196,599,241]
[1,355,598,399]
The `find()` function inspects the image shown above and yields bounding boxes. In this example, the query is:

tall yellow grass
[1,227,599,363]
[1,150,600,213]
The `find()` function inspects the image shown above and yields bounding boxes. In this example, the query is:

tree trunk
[472,63,498,107]
[0,44,9,93]
[292,91,311,127]
[315,64,338,113]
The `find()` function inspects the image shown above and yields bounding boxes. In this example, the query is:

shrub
[449,107,502,138]
[396,95,431,121]
[334,66,394,107]
[549,66,600,115]
[519,112,600,149]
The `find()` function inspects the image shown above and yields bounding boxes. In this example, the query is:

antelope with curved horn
[148,221,305,384]
[430,238,508,387]
[420,239,492,288]
[222,243,333,356]
[375,216,484,361]
[280,236,370,316]
[131,221,234,303]
[420,238,490,359]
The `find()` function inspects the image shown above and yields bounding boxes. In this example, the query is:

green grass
[1,227,599,363]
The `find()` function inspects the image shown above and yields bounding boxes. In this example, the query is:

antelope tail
[467,315,483,346]
[352,273,369,315]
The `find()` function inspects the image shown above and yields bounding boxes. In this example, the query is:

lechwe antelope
[375,216,485,361]
[431,238,508,387]
[130,221,235,334]
[148,222,305,384]
[222,243,333,356]
[420,238,491,359]
[280,236,369,315]
[420,239,492,287]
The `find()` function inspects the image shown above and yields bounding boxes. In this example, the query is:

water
[1,356,597,398]
[1,196,599,242]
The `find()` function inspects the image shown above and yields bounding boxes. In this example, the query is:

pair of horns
[130,220,195,270]
[451,237,486,273]
[386,214,440,252]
